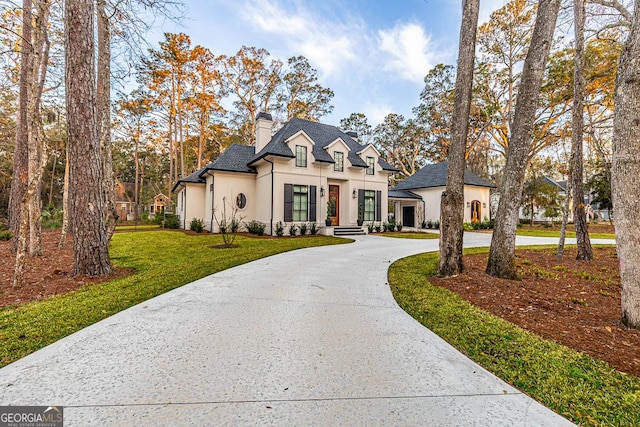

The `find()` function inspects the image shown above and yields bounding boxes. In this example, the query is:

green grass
[389,248,640,427]
[376,232,439,239]
[0,232,349,368]
[515,228,616,239]
[115,224,161,231]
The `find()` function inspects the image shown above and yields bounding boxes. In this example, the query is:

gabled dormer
[285,130,315,168]
[323,138,351,172]
[357,144,382,176]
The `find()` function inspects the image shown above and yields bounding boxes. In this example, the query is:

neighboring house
[114,181,135,221]
[519,176,598,224]
[520,176,568,224]
[389,162,496,227]
[147,193,171,218]
[172,113,398,234]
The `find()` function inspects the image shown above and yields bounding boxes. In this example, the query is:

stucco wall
[176,183,206,229]
[396,185,492,224]
[177,132,392,233]
[205,172,257,232]
[251,135,390,233]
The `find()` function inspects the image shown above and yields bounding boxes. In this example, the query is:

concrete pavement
[1,233,610,425]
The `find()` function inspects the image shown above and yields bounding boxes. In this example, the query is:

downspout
[183,188,187,229]
[207,171,215,232]
[264,158,274,235]
[422,198,426,227]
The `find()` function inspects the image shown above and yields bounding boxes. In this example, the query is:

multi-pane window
[366,156,375,175]
[364,190,375,221]
[334,151,344,172]
[293,185,308,221]
[296,145,307,167]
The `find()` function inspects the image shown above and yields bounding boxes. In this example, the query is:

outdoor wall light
[483,202,486,208]
[353,189,357,199]
[466,201,470,208]
[320,186,325,197]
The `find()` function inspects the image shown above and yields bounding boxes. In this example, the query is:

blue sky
[149,0,506,127]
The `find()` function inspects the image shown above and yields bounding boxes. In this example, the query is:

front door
[471,200,481,223]
[402,206,415,228]
[329,185,340,226]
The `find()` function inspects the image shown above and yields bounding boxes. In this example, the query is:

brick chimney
[346,131,359,142]
[255,112,273,152]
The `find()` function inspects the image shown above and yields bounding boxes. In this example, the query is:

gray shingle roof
[171,166,207,192]
[172,118,400,191]
[378,157,399,172]
[544,176,567,191]
[203,145,257,174]
[393,162,496,191]
[389,189,422,199]
[248,118,368,168]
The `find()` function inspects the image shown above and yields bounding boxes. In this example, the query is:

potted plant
[357,204,364,226]
[325,201,332,226]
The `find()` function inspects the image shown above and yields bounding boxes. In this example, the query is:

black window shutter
[376,190,382,221]
[309,185,317,221]
[358,189,364,219]
[284,184,293,222]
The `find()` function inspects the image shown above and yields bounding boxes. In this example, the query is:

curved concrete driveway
[1,233,613,425]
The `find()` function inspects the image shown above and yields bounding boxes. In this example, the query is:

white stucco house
[389,162,496,227]
[172,113,398,235]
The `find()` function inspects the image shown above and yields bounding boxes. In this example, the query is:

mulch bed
[0,230,131,309]
[430,246,640,377]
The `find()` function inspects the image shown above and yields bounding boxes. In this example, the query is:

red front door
[329,185,340,226]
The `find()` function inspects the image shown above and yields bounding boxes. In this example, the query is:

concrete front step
[333,226,366,236]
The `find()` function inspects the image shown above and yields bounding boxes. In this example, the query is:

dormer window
[334,151,344,172]
[366,156,375,175]
[296,145,307,167]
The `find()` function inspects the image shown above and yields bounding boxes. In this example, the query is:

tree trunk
[26,0,51,257]
[97,0,117,241]
[530,201,534,226]
[48,151,57,206]
[65,0,111,276]
[486,0,562,279]
[178,81,185,178]
[557,174,573,260]
[572,0,593,261]
[58,154,69,248]
[9,0,32,253]
[168,109,174,196]
[134,136,139,220]
[439,0,480,277]
[611,0,640,329]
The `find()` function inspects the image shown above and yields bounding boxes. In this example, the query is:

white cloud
[378,23,435,84]
[479,0,507,24]
[239,0,359,78]
[363,102,394,127]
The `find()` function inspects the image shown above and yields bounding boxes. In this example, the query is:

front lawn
[0,232,349,367]
[389,249,640,427]
[516,228,615,239]
[115,224,161,231]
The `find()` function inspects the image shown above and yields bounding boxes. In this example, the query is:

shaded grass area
[0,232,349,368]
[516,228,615,240]
[114,224,161,231]
[376,232,439,239]
[389,248,640,427]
